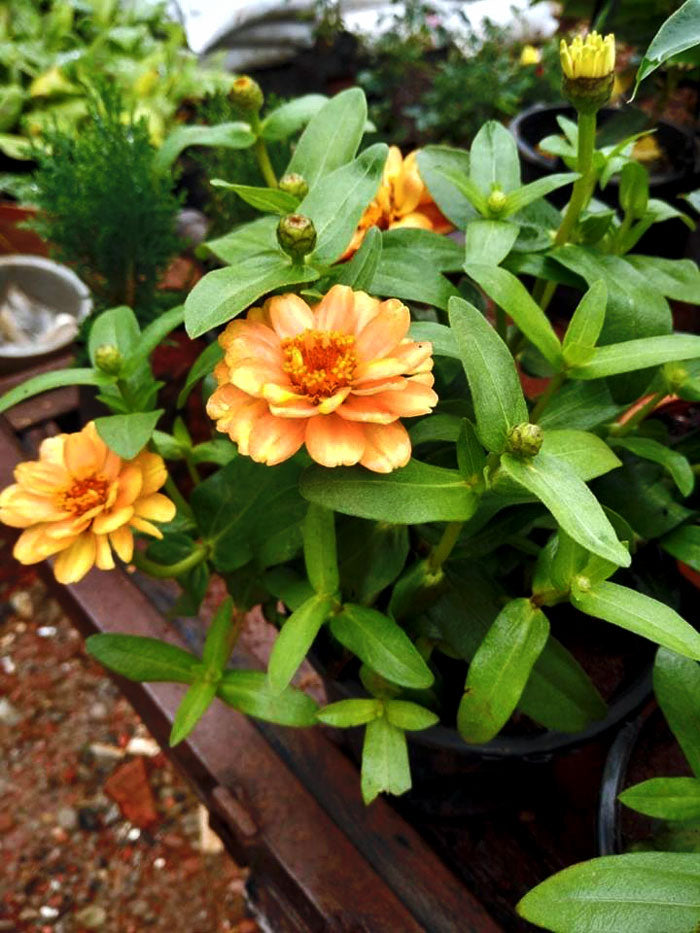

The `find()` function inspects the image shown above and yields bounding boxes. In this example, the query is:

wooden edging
[0,408,501,933]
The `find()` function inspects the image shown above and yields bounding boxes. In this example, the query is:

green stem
[530,372,566,423]
[611,391,664,438]
[185,457,201,486]
[428,521,464,573]
[250,114,277,188]
[164,475,193,520]
[132,544,208,579]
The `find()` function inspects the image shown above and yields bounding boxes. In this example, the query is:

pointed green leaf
[202,597,235,673]
[456,419,486,483]
[217,670,318,726]
[331,225,382,290]
[660,524,700,572]
[94,410,163,459]
[155,122,255,172]
[125,305,185,371]
[260,94,328,141]
[88,305,140,364]
[86,634,198,683]
[563,280,607,358]
[177,341,223,409]
[572,334,700,379]
[620,777,700,821]
[633,0,700,95]
[572,580,700,660]
[384,700,439,731]
[287,87,367,187]
[330,604,433,689]
[0,368,111,414]
[267,593,335,695]
[170,679,217,746]
[550,530,588,592]
[503,173,578,215]
[464,220,519,266]
[416,145,477,228]
[316,698,383,728]
[654,648,700,778]
[361,715,411,804]
[612,437,694,498]
[409,321,459,359]
[303,504,339,595]
[210,181,299,214]
[470,121,521,194]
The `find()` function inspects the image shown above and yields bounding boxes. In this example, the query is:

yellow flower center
[281,329,357,402]
[58,475,109,516]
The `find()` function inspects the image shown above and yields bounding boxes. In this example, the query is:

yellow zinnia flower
[343,146,453,258]
[520,45,541,66]
[207,285,437,473]
[560,32,615,80]
[0,422,175,584]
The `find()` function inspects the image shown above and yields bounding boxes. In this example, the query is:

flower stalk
[131,543,208,579]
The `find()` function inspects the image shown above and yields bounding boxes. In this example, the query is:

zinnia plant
[1,23,700,928]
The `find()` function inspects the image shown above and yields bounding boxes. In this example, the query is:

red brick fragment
[104,758,158,828]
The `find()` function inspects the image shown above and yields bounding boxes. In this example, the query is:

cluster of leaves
[28,84,182,321]
[358,9,562,147]
[0,0,235,162]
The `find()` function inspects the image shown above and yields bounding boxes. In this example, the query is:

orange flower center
[281,329,357,402]
[58,475,109,516]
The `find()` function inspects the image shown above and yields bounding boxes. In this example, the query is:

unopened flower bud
[277,213,317,261]
[229,75,264,114]
[506,422,544,459]
[94,344,123,376]
[560,32,615,113]
[278,172,309,200]
[487,188,508,216]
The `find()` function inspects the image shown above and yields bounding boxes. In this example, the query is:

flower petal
[110,526,134,563]
[112,463,143,510]
[359,422,411,473]
[134,493,176,523]
[248,413,306,465]
[53,533,97,584]
[129,516,164,539]
[337,394,396,423]
[14,461,70,494]
[231,361,289,398]
[373,382,438,418]
[95,534,115,570]
[92,506,134,535]
[14,526,74,563]
[63,429,101,480]
[268,294,314,339]
[305,414,365,467]
[132,451,168,496]
[314,285,358,334]
[38,434,66,465]
[355,299,411,361]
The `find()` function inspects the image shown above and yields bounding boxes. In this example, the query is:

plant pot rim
[509,103,698,187]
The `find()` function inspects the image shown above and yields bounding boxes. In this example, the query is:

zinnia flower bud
[560,32,615,113]
[277,214,317,261]
[279,173,309,200]
[94,344,123,376]
[506,422,544,459]
[229,75,264,114]
[487,188,508,216]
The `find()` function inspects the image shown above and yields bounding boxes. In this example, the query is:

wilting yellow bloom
[560,32,615,79]
[344,146,452,258]
[520,45,541,66]
[207,285,437,473]
[0,423,175,584]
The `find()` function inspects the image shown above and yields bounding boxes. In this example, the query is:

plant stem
[164,475,193,519]
[428,521,464,573]
[612,391,664,437]
[533,110,598,312]
[250,114,277,188]
[185,457,201,486]
[530,372,566,422]
[131,544,208,579]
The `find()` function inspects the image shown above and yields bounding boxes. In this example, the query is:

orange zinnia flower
[344,146,453,257]
[0,422,175,584]
[207,285,437,472]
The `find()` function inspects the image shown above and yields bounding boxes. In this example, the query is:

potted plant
[0,23,698,928]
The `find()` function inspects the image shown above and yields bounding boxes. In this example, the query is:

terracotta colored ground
[0,570,258,933]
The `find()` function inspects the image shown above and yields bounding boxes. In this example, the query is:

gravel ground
[0,568,258,933]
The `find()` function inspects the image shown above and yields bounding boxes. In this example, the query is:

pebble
[37,625,57,638]
[0,697,21,727]
[39,906,59,919]
[75,905,107,929]
[1,655,16,674]
[88,702,108,721]
[10,590,33,619]
[56,807,78,831]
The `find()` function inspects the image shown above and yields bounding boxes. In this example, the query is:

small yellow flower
[520,45,541,66]
[560,32,615,80]
[0,422,175,584]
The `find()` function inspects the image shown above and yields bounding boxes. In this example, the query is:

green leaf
[503,173,578,216]
[457,419,486,483]
[661,524,700,572]
[204,215,278,265]
[170,680,217,746]
[300,459,478,524]
[626,255,700,304]
[88,305,140,364]
[330,603,433,689]
[409,321,459,359]
[217,670,318,726]
[572,334,700,379]
[331,226,382,290]
[611,437,694,498]
[191,457,305,571]
[361,715,411,804]
[94,410,163,459]
[337,519,409,605]
[267,593,336,695]
[448,296,528,452]
[438,167,488,216]
[184,253,319,338]
[416,145,477,228]
[125,305,185,371]
[464,220,519,266]
[0,368,110,414]
[260,93,328,141]
[550,529,588,592]
[381,227,463,272]
[517,852,700,933]
[155,122,255,173]
[458,598,549,744]
[369,253,459,310]
[465,264,562,367]
[286,87,367,187]
[563,280,607,360]
[303,505,339,595]
[177,341,223,408]
[620,777,700,821]
[384,699,439,731]
[210,181,298,214]
[572,580,700,660]
[633,0,700,95]
[299,143,387,263]
[538,379,621,431]
[654,648,700,778]
[85,634,198,683]
[190,439,237,466]
[202,597,235,673]
[317,698,383,727]
[469,120,521,194]
[501,452,630,567]
[542,429,622,482]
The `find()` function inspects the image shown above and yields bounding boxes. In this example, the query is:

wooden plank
[5,384,79,430]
